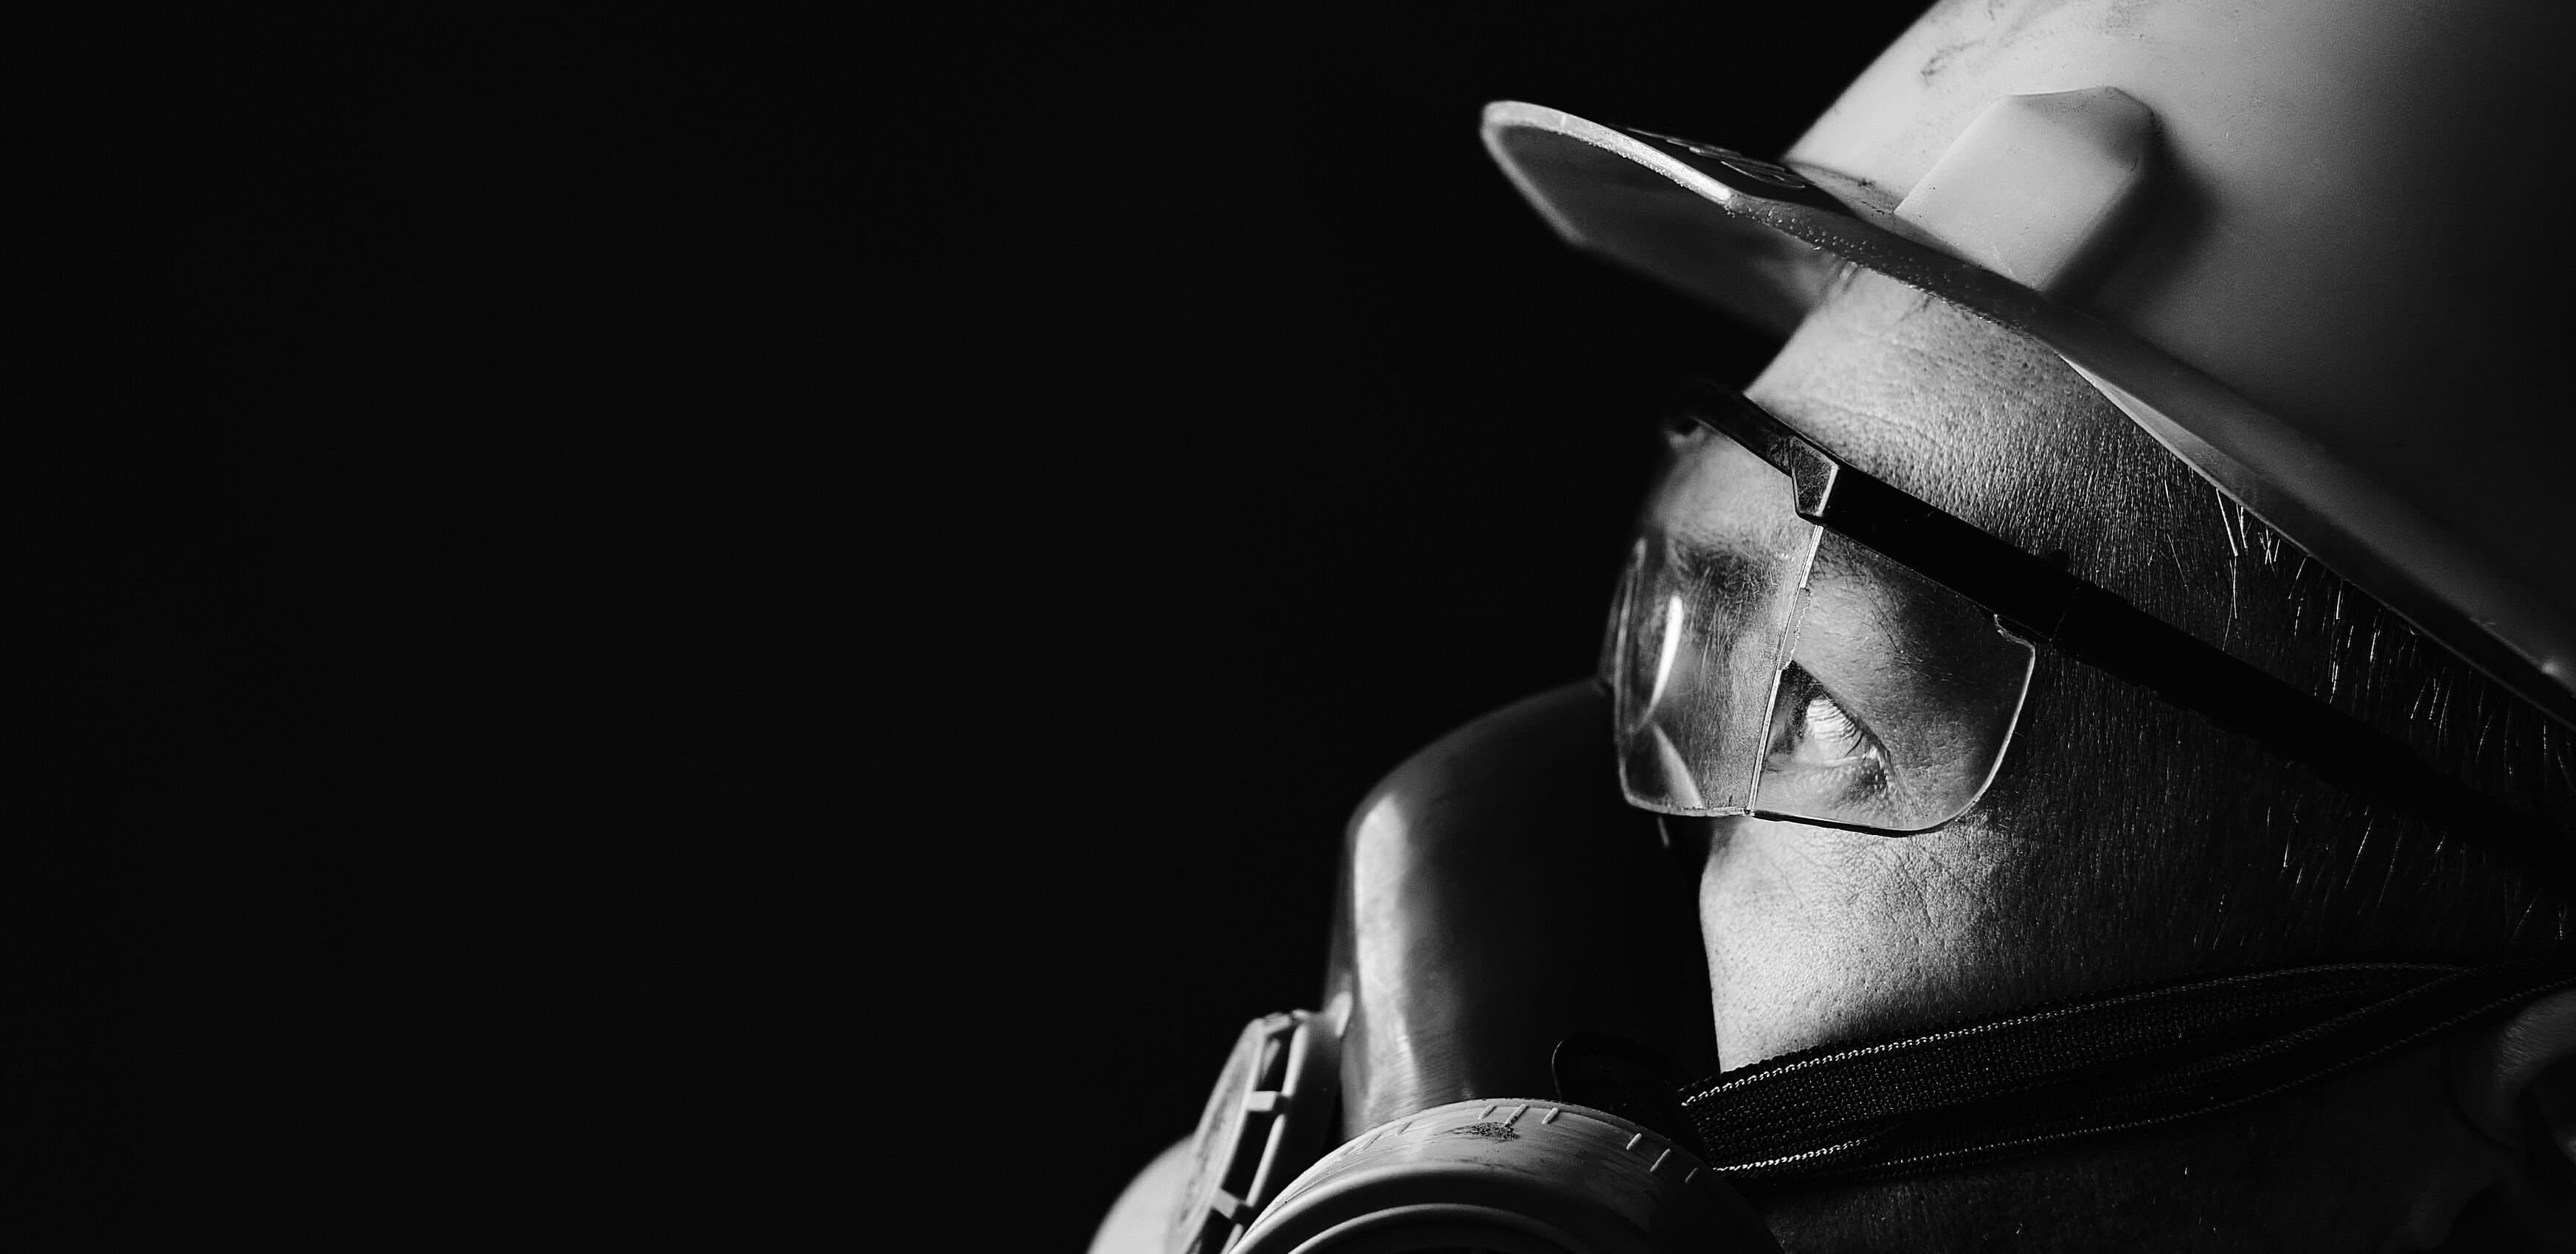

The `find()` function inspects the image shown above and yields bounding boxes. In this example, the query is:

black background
[26,5,1924,1245]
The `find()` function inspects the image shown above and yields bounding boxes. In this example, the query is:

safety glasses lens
[1607,426,2035,833]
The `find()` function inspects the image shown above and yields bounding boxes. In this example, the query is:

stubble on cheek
[1700,817,2018,1067]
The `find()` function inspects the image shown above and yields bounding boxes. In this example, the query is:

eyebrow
[1646,434,2006,686]
[1663,524,2009,735]
[1661,529,1937,649]
[1811,539,1938,643]
[1663,530,1782,595]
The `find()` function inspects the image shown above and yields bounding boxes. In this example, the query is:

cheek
[1700,820,2009,1067]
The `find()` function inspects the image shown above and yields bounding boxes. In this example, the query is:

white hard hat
[1482,0,2576,730]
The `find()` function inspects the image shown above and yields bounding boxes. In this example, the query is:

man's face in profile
[1666,269,2130,1069]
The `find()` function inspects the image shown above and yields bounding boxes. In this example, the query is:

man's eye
[1766,666,1885,774]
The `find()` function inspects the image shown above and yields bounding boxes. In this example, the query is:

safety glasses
[1606,383,2572,879]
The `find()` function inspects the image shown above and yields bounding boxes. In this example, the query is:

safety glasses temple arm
[1837,465,2572,885]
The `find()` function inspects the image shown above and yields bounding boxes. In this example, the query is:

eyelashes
[1794,690,1874,764]
[1766,665,1889,789]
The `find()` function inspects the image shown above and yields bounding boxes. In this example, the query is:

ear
[2425,988,2576,1248]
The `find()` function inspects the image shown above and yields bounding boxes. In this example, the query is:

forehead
[1734,271,2167,583]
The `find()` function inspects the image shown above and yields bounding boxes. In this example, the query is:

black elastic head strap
[1675,960,2576,1191]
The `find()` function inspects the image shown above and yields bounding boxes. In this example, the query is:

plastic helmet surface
[1482,0,2576,728]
